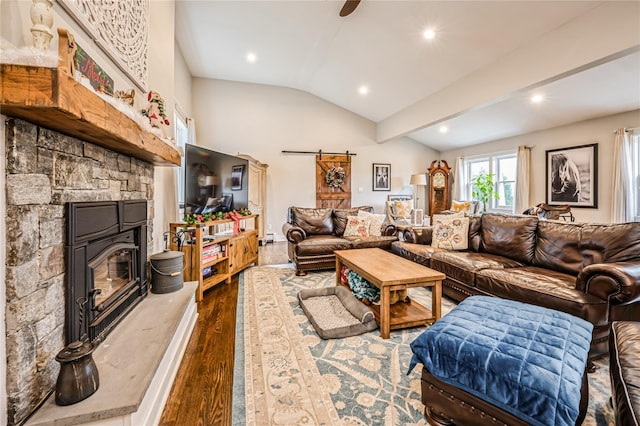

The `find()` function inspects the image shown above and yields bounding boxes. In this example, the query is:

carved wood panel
[316,155,351,209]
[58,0,149,90]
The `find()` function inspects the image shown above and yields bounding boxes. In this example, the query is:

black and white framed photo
[545,143,598,208]
[231,165,244,191]
[373,163,391,191]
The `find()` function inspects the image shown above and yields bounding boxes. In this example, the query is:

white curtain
[515,145,531,214]
[187,117,197,147]
[611,128,633,223]
[452,156,465,201]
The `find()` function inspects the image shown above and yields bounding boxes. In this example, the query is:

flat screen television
[184,144,249,215]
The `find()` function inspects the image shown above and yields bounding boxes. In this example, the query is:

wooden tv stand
[169,215,259,302]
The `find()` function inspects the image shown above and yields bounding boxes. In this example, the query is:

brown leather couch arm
[576,261,640,304]
[282,222,307,243]
[403,226,433,244]
[382,224,397,236]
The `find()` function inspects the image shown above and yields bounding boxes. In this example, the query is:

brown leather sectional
[391,213,640,360]
[283,206,398,276]
[609,321,640,425]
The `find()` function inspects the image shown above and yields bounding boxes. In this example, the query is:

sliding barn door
[316,155,351,208]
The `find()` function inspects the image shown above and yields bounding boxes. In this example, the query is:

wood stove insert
[66,200,148,344]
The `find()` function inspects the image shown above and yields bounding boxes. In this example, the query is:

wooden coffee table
[335,248,445,339]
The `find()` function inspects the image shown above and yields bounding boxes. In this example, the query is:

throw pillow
[357,210,386,237]
[431,216,470,250]
[343,216,371,237]
[393,200,413,219]
[333,208,362,236]
[451,200,473,213]
[432,211,464,224]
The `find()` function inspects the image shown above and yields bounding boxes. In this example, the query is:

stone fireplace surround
[4,118,155,424]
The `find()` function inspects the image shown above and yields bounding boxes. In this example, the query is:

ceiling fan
[339,0,361,17]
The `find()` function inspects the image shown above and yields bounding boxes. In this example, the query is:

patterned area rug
[233,266,614,425]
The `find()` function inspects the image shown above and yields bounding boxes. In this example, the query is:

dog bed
[298,286,377,339]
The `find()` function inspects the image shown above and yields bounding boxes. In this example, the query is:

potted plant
[471,171,499,213]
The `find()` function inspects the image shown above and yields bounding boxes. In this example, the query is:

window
[632,132,640,221]
[494,155,516,209]
[174,113,189,209]
[464,151,517,212]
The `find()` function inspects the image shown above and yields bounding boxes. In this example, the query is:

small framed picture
[373,163,391,191]
[412,209,424,226]
[231,165,244,191]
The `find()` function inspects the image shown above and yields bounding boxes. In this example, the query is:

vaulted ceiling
[176,1,640,152]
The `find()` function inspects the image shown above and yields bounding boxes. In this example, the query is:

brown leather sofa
[283,206,398,276]
[391,213,640,360]
[609,321,640,426]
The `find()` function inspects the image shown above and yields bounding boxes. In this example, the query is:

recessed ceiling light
[531,94,544,103]
[439,125,448,133]
[246,52,257,63]
[358,86,369,95]
[423,29,436,40]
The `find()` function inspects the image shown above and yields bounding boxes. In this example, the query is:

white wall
[148,0,178,254]
[441,109,640,223]
[174,45,193,117]
[192,78,439,239]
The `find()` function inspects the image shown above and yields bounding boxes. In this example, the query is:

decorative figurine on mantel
[141,90,170,136]
[57,28,77,76]
[115,89,135,107]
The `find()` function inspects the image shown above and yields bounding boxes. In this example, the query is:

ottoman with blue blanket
[409,296,592,426]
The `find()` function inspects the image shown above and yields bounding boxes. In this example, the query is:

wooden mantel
[0,63,181,166]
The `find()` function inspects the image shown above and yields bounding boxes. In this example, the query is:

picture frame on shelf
[373,163,391,191]
[231,165,244,191]
[412,209,424,226]
[545,143,598,208]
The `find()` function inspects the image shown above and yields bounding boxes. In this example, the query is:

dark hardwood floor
[159,241,289,426]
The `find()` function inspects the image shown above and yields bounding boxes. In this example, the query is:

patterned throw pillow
[431,216,470,250]
[393,200,413,219]
[432,211,464,223]
[343,216,371,237]
[451,200,473,213]
[357,210,386,237]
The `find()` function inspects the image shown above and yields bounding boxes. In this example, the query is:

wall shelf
[0,63,181,166]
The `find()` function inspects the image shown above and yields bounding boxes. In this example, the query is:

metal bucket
[150,251,184,294]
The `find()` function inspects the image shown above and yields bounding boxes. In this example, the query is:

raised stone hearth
[4,118,154,425]
[26,282,198,426]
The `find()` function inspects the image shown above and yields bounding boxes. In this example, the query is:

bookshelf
[169,215,259,302]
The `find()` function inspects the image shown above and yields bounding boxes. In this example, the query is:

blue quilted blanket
[409,296,593,426]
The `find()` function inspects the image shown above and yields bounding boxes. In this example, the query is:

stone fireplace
[4,118,154,425]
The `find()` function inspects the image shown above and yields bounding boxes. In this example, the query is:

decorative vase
[30,0,54,51]
[55,340,99,405]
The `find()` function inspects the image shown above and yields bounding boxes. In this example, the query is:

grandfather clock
[428,160,451,217]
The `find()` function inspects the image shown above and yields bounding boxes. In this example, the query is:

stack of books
[202,243,222,262]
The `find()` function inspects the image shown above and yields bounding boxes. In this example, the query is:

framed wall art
[373,163,391,191]
[231,165,244,191]
[545,143,598,208]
